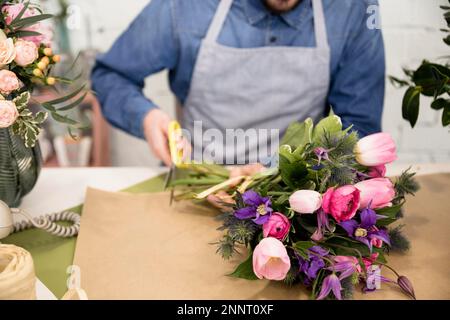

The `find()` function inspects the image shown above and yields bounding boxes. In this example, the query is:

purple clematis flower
[297,246,329,285]
[317,273,342,300]
[340,207,390,252]
[234,190,273,225]
[327,259,358,281]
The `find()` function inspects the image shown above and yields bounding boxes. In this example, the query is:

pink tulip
[367,164,386,178]
[355,178,395,209]
[355,133,397,166]
[289,190,322,214]
[263,212,290,240]
[322,185,360,222]
[253,237,291,281]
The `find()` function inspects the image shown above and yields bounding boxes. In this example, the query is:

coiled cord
[11,208,81,238]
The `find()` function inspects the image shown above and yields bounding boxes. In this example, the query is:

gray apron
[182,0,330,164]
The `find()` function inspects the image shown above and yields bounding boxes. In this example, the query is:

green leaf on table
[228,252,258,280]
[280,118,313,149]
[402,87,421,127]
[312,115,343,143]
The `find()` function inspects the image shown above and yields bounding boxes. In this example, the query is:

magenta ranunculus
[367,164,386,178]
[322,185,360,223]
[355,178,395,209]
[253,237,291,281]
[262,212,290,240]
[289,190,322,214]
[355,133,397,167]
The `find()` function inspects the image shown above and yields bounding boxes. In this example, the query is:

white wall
[64,0,450,166]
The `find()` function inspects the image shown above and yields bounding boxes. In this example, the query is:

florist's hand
[143,109,172,166]
[207,163,266,209]
[143,109,191,167]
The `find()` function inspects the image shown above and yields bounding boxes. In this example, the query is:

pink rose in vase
[0,100,19,128]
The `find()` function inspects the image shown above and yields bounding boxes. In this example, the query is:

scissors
[163,120,186,203]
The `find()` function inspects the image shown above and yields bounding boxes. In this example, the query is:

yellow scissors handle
[168,120,186,168]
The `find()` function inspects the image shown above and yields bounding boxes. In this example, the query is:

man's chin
[264,0,301,14]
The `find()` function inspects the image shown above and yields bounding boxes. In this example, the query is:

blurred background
[38,0,450,167]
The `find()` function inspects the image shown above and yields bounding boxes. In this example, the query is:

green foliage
[10,92,47,148]
[292,241,316,259]
[229,252,258,280]
[389,5,450,128]
[280,118,313,149]
[341,276,355,300]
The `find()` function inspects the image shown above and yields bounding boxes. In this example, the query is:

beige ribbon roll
[0,244,36,300]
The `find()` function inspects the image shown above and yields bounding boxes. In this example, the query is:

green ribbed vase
[0,127,42,207]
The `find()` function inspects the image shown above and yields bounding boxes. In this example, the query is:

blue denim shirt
[92,0,385,139]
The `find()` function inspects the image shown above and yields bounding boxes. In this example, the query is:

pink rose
[367,164,386,178]
[253,237,291,281]
[0,70,20,95]
[2,4,53,46]
[14,40,38,67]
[322,185,360,222]
[355,178,395,209]
[355,133,397,167]
[263,212,290,240]
[289,190,322,214]
[0,100,19,128]
[0,31,16,67]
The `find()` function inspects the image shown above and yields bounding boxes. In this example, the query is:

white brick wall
[62,0,450,166]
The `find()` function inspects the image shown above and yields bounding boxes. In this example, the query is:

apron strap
[205,0,233,43]
[312,0,329,48]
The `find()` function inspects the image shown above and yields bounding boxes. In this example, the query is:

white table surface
[20,163,450,217]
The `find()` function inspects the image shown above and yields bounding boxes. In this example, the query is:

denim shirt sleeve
[91,0,179,139]
[327,2,385,137]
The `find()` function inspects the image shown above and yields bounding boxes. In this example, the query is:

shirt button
[269,36,277,43]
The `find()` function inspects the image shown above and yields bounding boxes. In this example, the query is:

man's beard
[263,0,301,14]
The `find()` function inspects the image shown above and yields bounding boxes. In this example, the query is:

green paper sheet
[2,173,166,299]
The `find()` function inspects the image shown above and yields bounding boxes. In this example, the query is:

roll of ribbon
[0,244,36,300]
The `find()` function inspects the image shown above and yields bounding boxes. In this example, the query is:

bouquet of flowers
[171,115,419,300]
[0,0,84,147]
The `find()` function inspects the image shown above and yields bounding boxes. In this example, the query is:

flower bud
[40,56,50,65]
[37,61,46,70]
[43,47,53,56]
[397,275,416,300]
[289,190,322,214]
[52,54,61,63]
[33,68,43,77]
[46,77,56,85]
